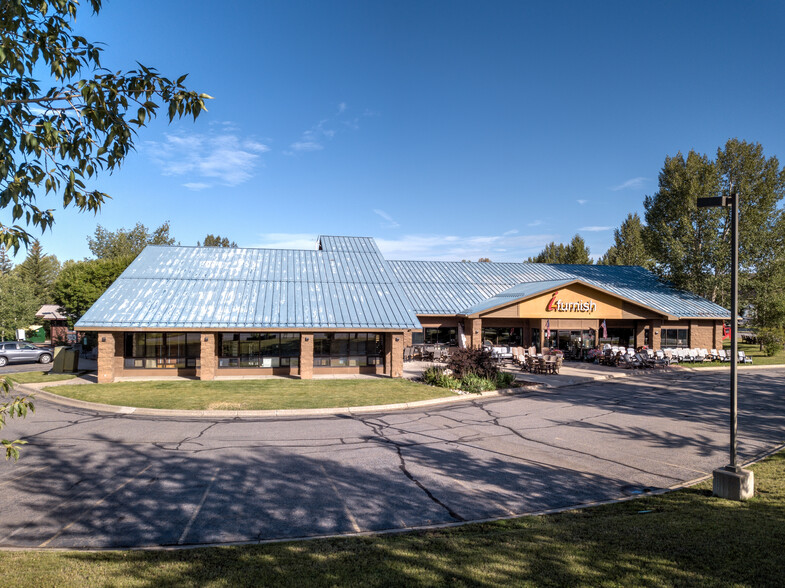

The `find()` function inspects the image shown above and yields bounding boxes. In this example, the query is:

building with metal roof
[78,236,729,383]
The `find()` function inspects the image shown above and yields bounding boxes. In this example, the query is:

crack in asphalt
[353,415,464,522]
[469,399,679,482]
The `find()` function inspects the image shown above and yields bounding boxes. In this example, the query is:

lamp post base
[713,466,754,501]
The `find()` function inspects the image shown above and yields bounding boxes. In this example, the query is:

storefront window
[124,332,200,369]
[313,333,384,367]
[598,328,634,348]
[218,333,300,368]
[662,328,688,348]
[423,327,457,345]
[481,327,523,346]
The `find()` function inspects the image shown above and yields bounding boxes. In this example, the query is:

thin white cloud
[612,176,648,191]
[502,229,518,236]
[578,225,614,232]
[576,199,588,205]
[527,220,544,227]
[375,233,558,261]
[252,233,320,251]
[146,128,269,186]
[250,231,557,261]
[373,209,400,229]
[183,182,211,191]
[286,103,372,154]
[289,141,324,152]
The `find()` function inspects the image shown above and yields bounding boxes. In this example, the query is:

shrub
[495,372,516,389]
[422,366,460,389]
[757,327,785,357]
[422,366,443,386]
[460,373,496,393]
[436,373,461,390]
[447,347,499,380]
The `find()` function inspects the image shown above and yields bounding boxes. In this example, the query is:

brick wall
[299,333,313,379]
[97,332,116,383]
[690,320,716,350]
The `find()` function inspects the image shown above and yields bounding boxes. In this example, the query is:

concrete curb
[9,365,689,419]
[14,383,544,418]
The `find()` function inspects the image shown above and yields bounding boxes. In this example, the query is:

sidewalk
[403,359,633,388]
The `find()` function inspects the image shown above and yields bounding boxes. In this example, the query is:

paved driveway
[0,368,783,549]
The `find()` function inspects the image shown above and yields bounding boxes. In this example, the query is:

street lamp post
[697,187,754,500]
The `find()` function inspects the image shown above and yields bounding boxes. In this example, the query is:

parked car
[0,341,53,367]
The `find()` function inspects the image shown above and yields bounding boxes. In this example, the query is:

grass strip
[0,451,782,587]
[8,372,77,384]
[43,378,455,410]
[685,342,785,367]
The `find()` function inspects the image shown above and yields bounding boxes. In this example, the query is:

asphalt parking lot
[0,368,783,549]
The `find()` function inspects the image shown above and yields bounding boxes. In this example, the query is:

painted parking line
[38,464,153,548]
[319,463,362,533]
[178,467,221,545]
[0,466,48,487]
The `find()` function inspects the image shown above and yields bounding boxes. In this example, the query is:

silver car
[0,342,53,367]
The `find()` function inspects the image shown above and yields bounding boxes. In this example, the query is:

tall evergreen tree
[198,234,238,247]
[528,235,591,264]
[563,234,591,264]
[598,213,652,268]
[17,240,59,301]
[0,246,13,275]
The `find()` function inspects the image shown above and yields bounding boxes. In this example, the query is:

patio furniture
[738,350,753,364]
[717,349,731,362]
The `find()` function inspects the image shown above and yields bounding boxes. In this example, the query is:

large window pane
[313,333,384,368]
[280,333,300,357]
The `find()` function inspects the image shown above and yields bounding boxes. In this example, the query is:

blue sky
[11,0,785,263]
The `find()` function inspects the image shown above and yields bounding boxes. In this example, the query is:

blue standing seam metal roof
[388,260,730,319]
[76,237,421,330]
[75,237,730,331]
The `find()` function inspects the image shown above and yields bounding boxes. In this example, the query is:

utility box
[51,347,79,373]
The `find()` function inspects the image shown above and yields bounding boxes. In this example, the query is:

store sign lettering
[546,291,597,313]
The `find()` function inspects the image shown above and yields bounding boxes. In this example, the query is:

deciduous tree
[88,222,176,259]
[52,255,134,324]
[0,272,40,338]
[643,139,785,324]
[0,0,211,252]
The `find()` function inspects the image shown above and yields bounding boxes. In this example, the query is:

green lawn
[687,342,785,367]
[0,451,782,587]
[6,372,77,384]
[43,378,456,410]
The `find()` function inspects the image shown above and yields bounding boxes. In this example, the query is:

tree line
[0,226,237,339]
[525,139,785,335]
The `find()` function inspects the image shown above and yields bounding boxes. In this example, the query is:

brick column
[390,332,404,378]
[714,321,723,350]
[97,332,116,383]
[299,333,313,379]
[651,320,662,350]
[403,330,413,347]
[197,333,217,381]
[635,321,647,348]
[467,318,482,348]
